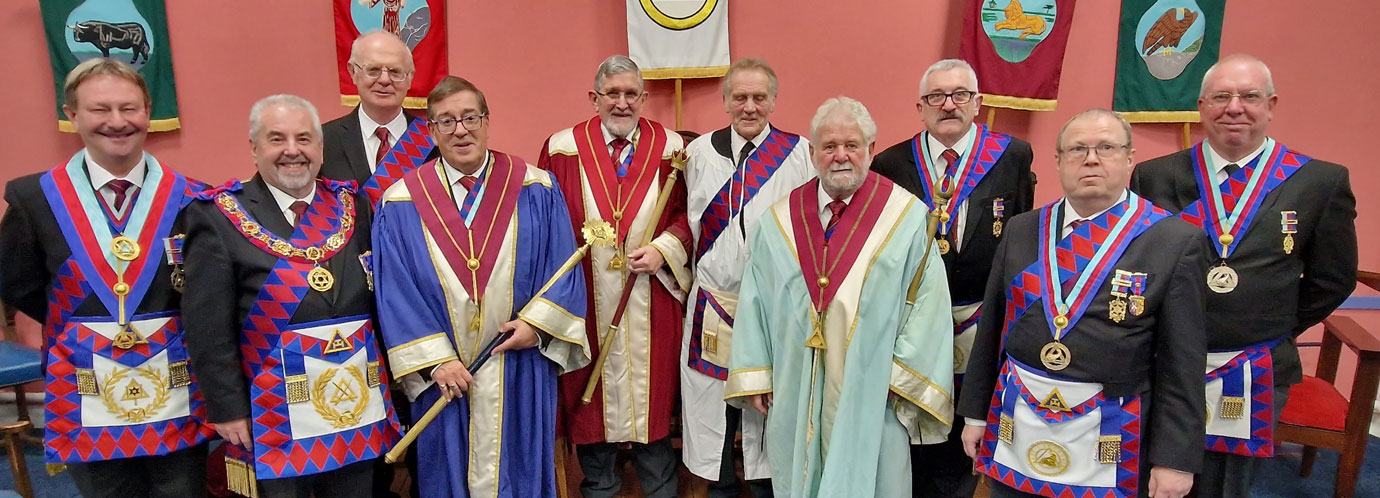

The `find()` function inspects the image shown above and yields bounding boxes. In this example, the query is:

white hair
[249,94,322,140]
[920,59,979,94]
[593,55,643,93]
[810,96,877,145]
[347,30,415,69]
[1200,54,1274,97]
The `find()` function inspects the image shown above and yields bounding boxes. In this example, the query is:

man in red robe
[537,55,690,498]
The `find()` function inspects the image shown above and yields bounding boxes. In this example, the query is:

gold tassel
[998,414,1014,445]
[46,463,67,476]
[225,457,259,498]
[1099,435,1122,464]
[1219,396,1245,419]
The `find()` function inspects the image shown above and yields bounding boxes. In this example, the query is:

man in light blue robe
[372,76,590,498]
[726,97,955,498]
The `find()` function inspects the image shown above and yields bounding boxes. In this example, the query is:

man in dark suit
[181,95,399,498]
[870,58,1034,498]
[0,58,213,498]
[1129,54,1357,498]
[320,31,436,204]
[960,109,1205,498]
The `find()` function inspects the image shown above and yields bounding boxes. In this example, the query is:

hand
[432,359,474,400]
[627,245,665,274]
[961,424,985,460]
[1148,466,1193,498]
[751,393,773,415]
[214,418,253,450]
[491,319,539,354]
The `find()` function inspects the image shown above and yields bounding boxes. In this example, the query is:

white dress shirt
[601,123,640,165]
[1204,140,1269,184]
[358,109,409,173]
[86,155,147,220]
[926,125,977,251]
[816,184,856,227]
[265,182,317,226]
[440,153,491,226]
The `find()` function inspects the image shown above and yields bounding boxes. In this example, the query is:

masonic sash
[1204,339,1280,457]
[910,125,1012,246]
[572,117,668,248]
[1178,140,1308,258]
[686,283,737,379]
[697,128,802,260]
[361,119,436,206]
[39,150,211,463]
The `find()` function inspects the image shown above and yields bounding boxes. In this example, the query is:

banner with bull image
[41,0,181,132]
[1112,0,1224,123]
[333,0,447,109]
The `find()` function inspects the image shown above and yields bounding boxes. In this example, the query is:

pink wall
[3,1,1377,344]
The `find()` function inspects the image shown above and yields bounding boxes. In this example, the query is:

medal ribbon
[41,150,186,325]
[1195,139,1276,258]
[1038,193,1147,341]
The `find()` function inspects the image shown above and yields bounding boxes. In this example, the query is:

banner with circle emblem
[960,0,1078,111]
[627,0,730,79]
[1112,0,1224,123]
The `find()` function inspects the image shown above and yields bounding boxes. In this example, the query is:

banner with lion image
[960,0,1077,111]
[41,0,181,132]
[1113,0,1224,123]
[333,0,447,109]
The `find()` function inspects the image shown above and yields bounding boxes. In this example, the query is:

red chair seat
[1280,375,1348,432]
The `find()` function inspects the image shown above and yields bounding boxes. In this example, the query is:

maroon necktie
[374,127,391,168]
[610,137,631,178]
[107,179,135,213]
[825,200,847,238]
[939,148,960,193]
[459,176,478,192]
[289,201,309,226]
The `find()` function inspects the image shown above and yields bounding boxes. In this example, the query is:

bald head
[348,31,415,122]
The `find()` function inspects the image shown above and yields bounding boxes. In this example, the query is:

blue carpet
[0,430,78,498]
[1253,440,1380,498]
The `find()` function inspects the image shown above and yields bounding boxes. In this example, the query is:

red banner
[333,0,447,109]
[960,0,1077,111]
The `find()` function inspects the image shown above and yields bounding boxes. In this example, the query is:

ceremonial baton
[384,221,617,463]
[902,185,953,322]
[581,149,689,404]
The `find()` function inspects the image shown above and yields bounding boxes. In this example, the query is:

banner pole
[1181,122,1191,149]
[674,78,684,130]
[985,107,996,129]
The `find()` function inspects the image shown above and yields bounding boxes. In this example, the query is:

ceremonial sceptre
[580,149,688,404]
[902,185,953,322]
[384,219,617,463]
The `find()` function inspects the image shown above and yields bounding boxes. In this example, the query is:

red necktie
[825,200,848,237]
[107,179,135,213]
[610,138,630,177]
[374,127,391,168]
[459,176,478,192]
[939,148,960,193]
[289,201,309,226]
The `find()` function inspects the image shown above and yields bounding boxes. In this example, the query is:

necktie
[459,176,478,192]
[825,200,847,238]
[1223,163,1241,182]
[374,127,391,168]
[107,179,135,213]
[610,138,631,177]
[939,148,961,193]
[289,200,309,226]
[737,142,756,232]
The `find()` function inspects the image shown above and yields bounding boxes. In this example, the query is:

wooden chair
[1276,270,1380,498]
[0,303,41,498]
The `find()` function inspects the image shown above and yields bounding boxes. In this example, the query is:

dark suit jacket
[1,170,186,325]
[1130,148,1357,385]
[957,202,1210,473]
[320,106,435,184]
[872,134,1035,304]
[181,175,375,423]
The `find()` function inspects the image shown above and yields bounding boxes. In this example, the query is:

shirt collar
[86,154,148,191]
[1204,139,1270,174]
[730,124,773,159]
[925,124,977,164]
[358,108,409,143]
[601,122,640,146]
[1061,189,1129,231]
[440,152,491,186]
[817,182,856,217]
[265,180,316,215]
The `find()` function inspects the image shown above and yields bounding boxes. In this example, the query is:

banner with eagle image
[960,0,1077,111]
[333,0,447,109]
[627,0,730,79]
[1113,0,1224,123]
[41,0,181,132]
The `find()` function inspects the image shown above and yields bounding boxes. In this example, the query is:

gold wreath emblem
[98,366,172,423]
[311,366,371,429]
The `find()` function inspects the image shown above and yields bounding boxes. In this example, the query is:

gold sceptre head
[670,148,690,172]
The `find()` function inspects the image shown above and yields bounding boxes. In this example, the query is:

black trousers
[68,443,209,498]
[708,405,773,498]
[257,458,375,498]
[576,437,679,498]
[911,383,979,498]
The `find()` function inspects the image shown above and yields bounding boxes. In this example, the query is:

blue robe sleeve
[515,174,590,373]
[372,198,459,389]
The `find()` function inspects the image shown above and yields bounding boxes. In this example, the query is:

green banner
[1112,0,1224,123]
[41,0,180,132]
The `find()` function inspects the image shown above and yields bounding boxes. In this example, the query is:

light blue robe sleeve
[724,211,778,407]
[889,213,956,444]
[372,198,459,387]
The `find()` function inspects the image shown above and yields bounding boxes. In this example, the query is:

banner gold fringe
[340,95,430,110]
[1119,110,1201,124]
[641,66,729,80]
[981,95,1057,112]
[58,117,181,133]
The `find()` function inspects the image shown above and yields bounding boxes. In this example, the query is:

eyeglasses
[350,63,412,83]
[596,90,645,103]
[429,114,487,134]
[920,90,977,107]
[1060,143,1129,160]
[1204,91,1268,107]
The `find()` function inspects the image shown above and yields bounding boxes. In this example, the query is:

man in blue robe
[372,76,590,497]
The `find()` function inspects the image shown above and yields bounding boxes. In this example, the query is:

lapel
[958,158,1001,251]
[242,175,296,240]
[710,126,734,161]
[1174,152,1201,211]
[342,107,373,183]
